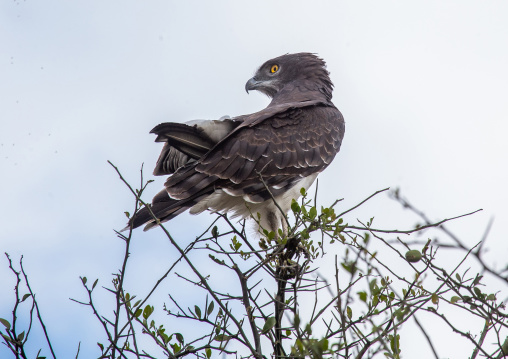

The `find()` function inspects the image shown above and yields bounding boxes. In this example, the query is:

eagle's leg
[263,208,289,238]
[280,216,288,238]
[266,210,280,236]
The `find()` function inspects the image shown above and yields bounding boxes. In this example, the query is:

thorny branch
[2,164,506,359]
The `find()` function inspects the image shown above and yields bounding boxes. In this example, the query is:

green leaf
[291,199,301,213]
[372,295,379,308]
[134,308,142,317]
[390,334,400,355]
[364,233,370,244]
[214,334,230,342]
[501,337,508,356]
[473,287,483,298]
[143,305,153,319]
[81,276,87,285]
[295,338,304,352]
[211,226,219,239]
[487,294,496,301]
[21,293,31,302]
[261,317,276,334]
[230,236,242,251]
[431,293,439,305]
[17,331,25,341]
[194,305,201,319]
[405,250,422,263]
[207,301,215,316]
[341,262,354,274]
[309,207,317,220]
[319,338,329,351]
[1,333,12,344]
[473,275,483,286]
[394,309,404,321]
[369,279,377,292]
[358,291,367,302]
[175,332,184,343]
[205,348,212,358]
[97,342,104,352]
[160,332,169,344]
[450,296,461,304]
[0,318,11,330]
[305,323,312,335]
[293,314,300,328]
[92,279,98,290]
[346,306,352,319]
[171,343,181,354]
[208,254,225,265]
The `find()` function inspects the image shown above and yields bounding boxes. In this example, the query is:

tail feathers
[127,201,178,231]
[125,188,213,232]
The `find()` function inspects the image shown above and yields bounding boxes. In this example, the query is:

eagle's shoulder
[163,103,344,202]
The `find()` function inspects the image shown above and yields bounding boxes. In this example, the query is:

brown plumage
[129,53,345,234]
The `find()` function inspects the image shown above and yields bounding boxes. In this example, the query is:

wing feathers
[151,119,240,176]
[130,99,344,230]
[151,123,215,156]
[170,104,344,202]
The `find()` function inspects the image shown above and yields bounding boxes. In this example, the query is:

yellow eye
[270,64,279,73]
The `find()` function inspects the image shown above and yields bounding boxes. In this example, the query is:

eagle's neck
[268,79,333,107]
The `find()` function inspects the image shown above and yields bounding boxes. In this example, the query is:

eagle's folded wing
[151,117,239,175]
[165,104,344,204]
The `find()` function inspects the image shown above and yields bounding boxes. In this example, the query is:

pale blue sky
[1,1,507,358]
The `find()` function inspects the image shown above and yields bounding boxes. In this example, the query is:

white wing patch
[189,173,319,235]
[185,116,233,143]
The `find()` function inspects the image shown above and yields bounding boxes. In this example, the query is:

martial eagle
[129,53,345,234]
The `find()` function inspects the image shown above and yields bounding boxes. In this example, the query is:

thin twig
[20,257,57,359]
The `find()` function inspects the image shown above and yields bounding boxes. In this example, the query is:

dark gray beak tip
[245,77,258,94]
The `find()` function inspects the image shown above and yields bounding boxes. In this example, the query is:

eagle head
[245,52,333,100]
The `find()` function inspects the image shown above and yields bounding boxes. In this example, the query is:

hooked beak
[245,77,262,94]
